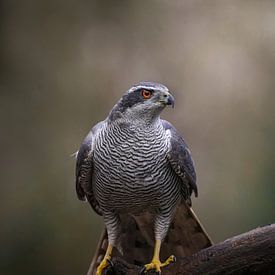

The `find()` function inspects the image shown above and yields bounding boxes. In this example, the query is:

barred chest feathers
[92,119,179,212]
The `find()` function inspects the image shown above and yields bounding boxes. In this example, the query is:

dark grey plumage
[75,82,212,274]
[76,122,104,215]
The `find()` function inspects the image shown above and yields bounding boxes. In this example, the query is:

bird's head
[109,82,174,124]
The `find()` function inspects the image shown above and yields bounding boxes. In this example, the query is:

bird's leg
[96,244,113,275]
[143,239,175,273]
[143,214,176,274]
[96,212,120,275]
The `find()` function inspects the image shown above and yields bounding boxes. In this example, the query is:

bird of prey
[75,82,212,275]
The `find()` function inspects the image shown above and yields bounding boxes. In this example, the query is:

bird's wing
[75,121,104,215]
[161,119,198,199]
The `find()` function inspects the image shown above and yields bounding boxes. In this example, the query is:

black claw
[139,266,146,274]
[172,256,177,263]
[107,259,114,268]
[104,259,115,275]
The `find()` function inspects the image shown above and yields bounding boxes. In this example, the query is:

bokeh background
[1,0,275,274]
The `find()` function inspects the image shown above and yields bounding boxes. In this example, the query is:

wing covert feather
[162,119,198,197]
[75,121,104,215]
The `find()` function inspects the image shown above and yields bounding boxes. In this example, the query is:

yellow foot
[143,255,176,274]
[96,257,111,275]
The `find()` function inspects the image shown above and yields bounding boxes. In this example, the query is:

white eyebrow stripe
[135,86,155,90]
[129,85,168,93]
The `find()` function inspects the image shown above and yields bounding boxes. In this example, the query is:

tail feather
[88,202,212,274]
[161,202,212,259]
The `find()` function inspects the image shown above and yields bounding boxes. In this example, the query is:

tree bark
[98,224,275,274]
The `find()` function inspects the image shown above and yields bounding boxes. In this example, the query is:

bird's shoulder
[79,120,105,152]
[161,119,187,146]
[76,120,106,168]
[75,120,105,202]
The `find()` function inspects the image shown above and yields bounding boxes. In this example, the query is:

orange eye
[141,90,152,99]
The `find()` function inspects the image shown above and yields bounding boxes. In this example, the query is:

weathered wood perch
[89,224,275,274]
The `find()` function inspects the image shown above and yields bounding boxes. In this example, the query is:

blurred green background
[1,1,275,274]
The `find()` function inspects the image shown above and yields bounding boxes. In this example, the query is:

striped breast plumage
[92,120,181,213]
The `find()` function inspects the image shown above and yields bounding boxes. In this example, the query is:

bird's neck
[109,114,161,131]
[109,105,163,127]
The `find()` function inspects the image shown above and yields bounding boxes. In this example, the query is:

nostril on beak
[163,94,168,98]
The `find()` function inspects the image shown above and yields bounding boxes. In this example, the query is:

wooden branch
[102,224,275,274]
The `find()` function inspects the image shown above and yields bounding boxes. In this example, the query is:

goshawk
[75,82,212,274]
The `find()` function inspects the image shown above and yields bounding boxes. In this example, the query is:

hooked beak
[160,91,175,108]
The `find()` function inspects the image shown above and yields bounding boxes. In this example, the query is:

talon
[172,255,176,263]
[96,257,110,275]
[143,255,175,274]
[96,244,113,275]
[162,255,176,266]
[139,266,146,274]
[106,258,114,268]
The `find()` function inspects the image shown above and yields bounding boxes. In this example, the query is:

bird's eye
[141,90,152,99]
